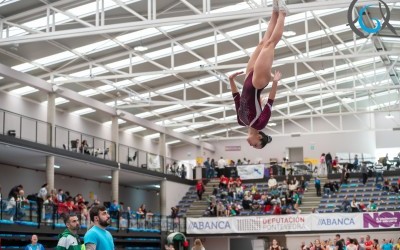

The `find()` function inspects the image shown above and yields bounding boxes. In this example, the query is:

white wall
[162,180,191,216]
[374,112,400,148]
[0,163,160,212]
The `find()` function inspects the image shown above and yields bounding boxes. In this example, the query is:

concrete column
[159,133,166,172]
[47,93,56,147]
[160,178,167,216]
[111,116,119,161]
[111,168,119,202]
[46,155,55,191]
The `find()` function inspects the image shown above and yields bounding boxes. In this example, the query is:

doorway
[288,147,304,163]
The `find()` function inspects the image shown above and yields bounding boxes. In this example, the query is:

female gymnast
[229,0,287,149]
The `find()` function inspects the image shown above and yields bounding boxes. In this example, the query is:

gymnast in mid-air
[229,0,288,149]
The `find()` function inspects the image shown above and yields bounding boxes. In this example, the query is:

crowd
[204,174,308,217]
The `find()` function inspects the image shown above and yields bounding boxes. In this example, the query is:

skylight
[71,108,95,116]
[9,86,38,96]
[166,140,181,145]
[144,133,160,139]
[42,97,70,106]
[103,119,126,126]
[125,126,147,133]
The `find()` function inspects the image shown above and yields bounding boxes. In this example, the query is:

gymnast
[229,0,287,149]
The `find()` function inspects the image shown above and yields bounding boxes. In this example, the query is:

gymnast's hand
[273,70,282,82]
[229,71,244,80]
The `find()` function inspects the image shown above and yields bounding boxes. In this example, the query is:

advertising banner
[187,212,400,234]
[187,214,311,234]
[236,164,265,180]
[363,212,400,229]
[147,153,160,170]
[312,213,362,231]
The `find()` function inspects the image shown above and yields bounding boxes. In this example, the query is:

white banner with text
[236,164,265,180]
[187,212,400,234]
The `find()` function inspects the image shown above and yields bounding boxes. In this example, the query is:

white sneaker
[278,0,290,14]
[273,0,279,12]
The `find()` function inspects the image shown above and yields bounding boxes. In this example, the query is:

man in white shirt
[374,163,384,184]
[217,157,226,177]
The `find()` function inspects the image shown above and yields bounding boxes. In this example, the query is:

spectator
[219,175,228,189]
[359,237,366,250]
[37,183,48,226]
[314,239,323,250]
[350,198,359,212]
[8,184,23,199]
[341,196,351,212]
[325,152,333,174]
[353,154,359,172]
[373,239,380,250]
[79,140,90,155]
[84,206,114,249]
[192,239,205,250]
[320,153,326,176]
[323,182,331,196]
[268,175,278,189]
[381,239,393,250]
[361,163,368,185]
[299,176,308,191]
[332,156,339,173]
[347,239,358,250]
[210,159,216,177]
[206,202,216,217]
[367,199,378,212]
[311,208,319,214]
[25,235,45,250]
[204,157,212,179]
[137,204,147,219]
[383,178,390,191]
[315,177,321,196]
[236,177,242,187]
[217,157,226,177]
[228,177,235,189]
[390,184,399,193]
[180,164,187,179]
[335,234,345,250]
[365,235,374,250]
[374,163,384,184]
[341,169,349,184]
[57,189,65,203]
[394,238,400,250]
[196,180,205,200]
[269,239,282,250]
[216,201,225,217]
[56,213,82,250]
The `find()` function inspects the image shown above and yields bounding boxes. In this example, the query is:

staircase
[300,176,327,213]
[185,179,218,218]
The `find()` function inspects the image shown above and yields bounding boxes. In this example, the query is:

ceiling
[0,0,399,146]
[0,142,163,189]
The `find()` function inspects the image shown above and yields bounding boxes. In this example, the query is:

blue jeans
[375,172,384,183]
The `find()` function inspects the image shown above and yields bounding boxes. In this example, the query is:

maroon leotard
[232,71,273,130]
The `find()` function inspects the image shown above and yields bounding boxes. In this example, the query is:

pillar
[46,155,55,191]
[160,178,167,216]
[112,168,119,202]
[47,92,56,147]
[159,133,166,172]
[111,116,119,161]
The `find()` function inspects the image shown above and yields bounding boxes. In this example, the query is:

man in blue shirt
[381,239,393,250]
[84,205,114,250]
[25,234,45,250]
[204,157,212,179]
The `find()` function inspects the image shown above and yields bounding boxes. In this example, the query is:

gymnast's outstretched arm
[228,71,244,94]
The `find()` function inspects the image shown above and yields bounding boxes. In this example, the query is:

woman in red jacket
[196,180,205,200]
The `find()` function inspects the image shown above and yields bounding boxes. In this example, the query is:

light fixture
[385,113,394,119]
[106,175,112,179]
[268,122,277,127]
[54,165,61,169]
[283,30,296,37]
[134,45,148,51]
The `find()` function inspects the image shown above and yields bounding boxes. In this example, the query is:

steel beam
[0,0,397,46]
[0,62,215,151]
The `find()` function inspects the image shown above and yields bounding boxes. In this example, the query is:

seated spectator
[206,203,216,217]
[226,205,236,216]
[382,178,390,191]
[268,175,278,189]
[170,206,179,218]
[367,199,378,212]
[233,203,241,215]
[242,195,252,210]
[390,184,399,193]
[340,196,351,212]
[236,177,242,187]
[235,184,244,199]
[272,204,282,215]
[358,202,367,212]
[137,204,147,219]
[299,176,308,191]
[250,183,258,194]
[216,202,225,216]
[219,175,228,189]
[350,198,359,212]
[288,180,297,192]
[323,183,331,196]
[227,177,235,189]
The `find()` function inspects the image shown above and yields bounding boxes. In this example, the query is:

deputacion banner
[187,212,400,234]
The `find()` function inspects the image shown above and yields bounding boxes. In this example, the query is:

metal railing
[0,196,184,232]
[0,108,52,146]
[55,125,116,161]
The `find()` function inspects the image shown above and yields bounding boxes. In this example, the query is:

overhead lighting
[134,46,148,52]
[385,113,394,119]
[283,31,296,37]
[268,122,277,127]
[166,140,181,145]
[106,175,112,179]
[54,165,61,169]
